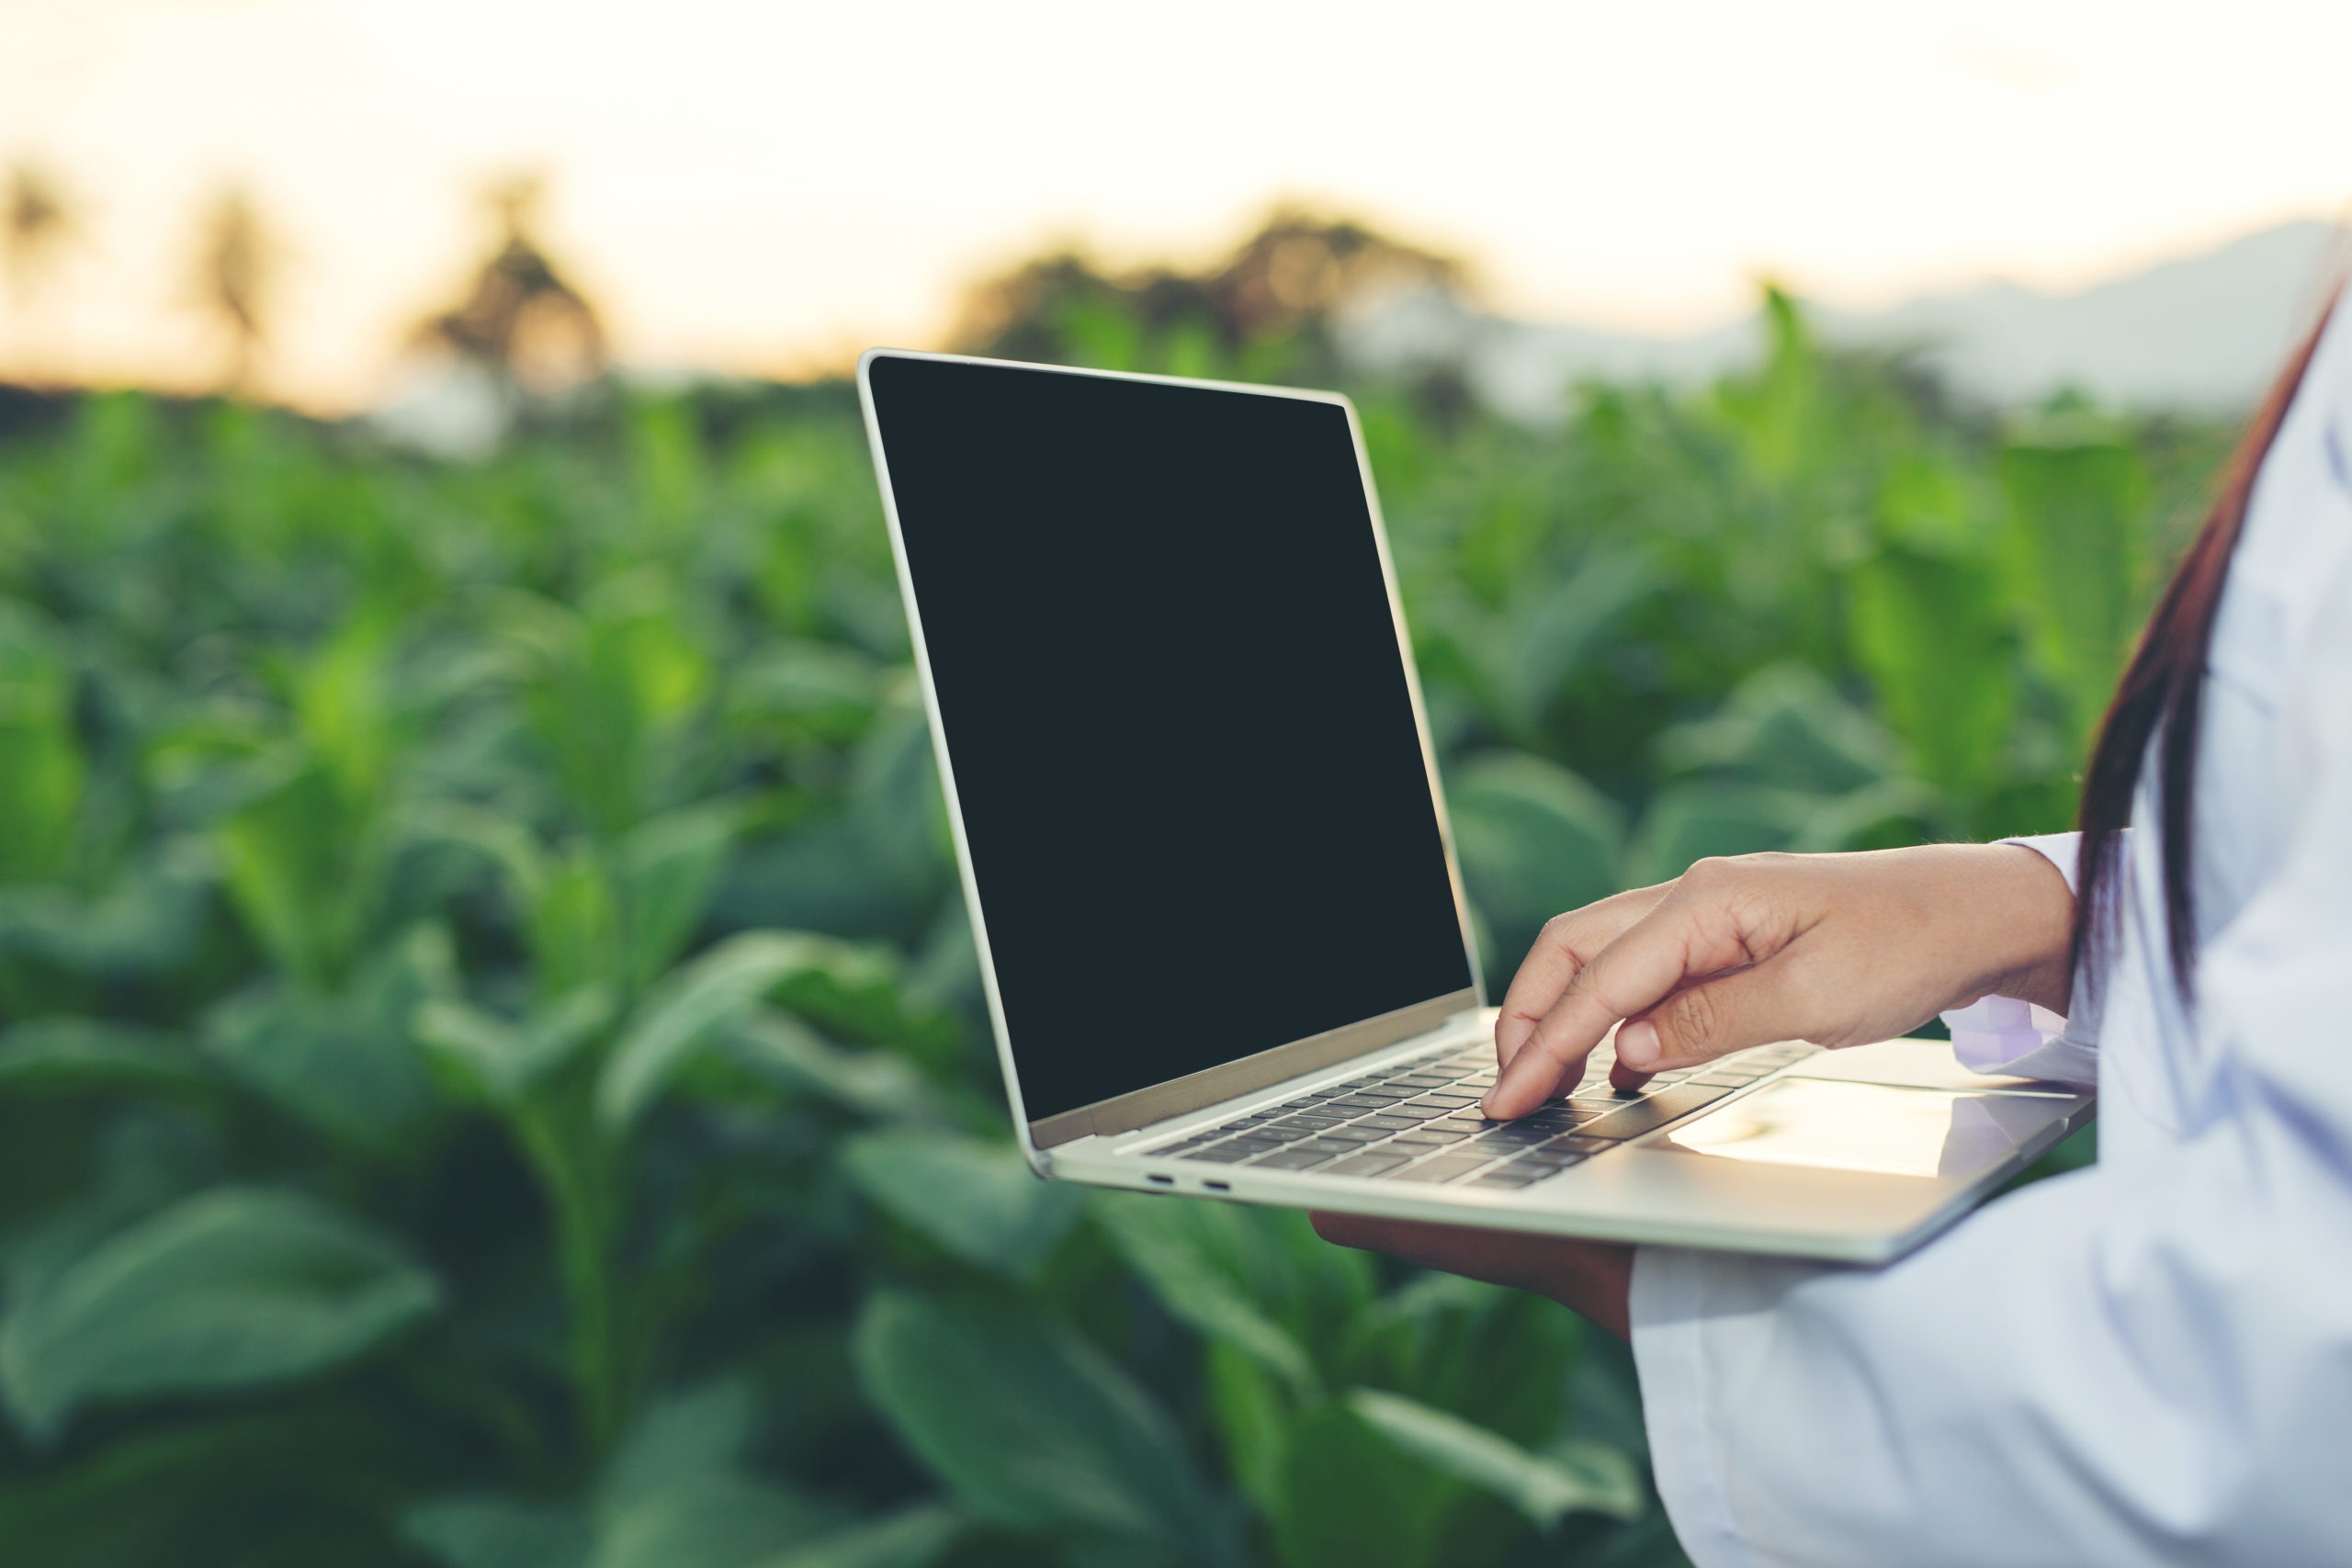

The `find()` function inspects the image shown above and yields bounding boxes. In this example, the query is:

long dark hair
[2073,302,2335,990]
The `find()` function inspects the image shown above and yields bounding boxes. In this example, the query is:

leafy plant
[0,254,2205,1565]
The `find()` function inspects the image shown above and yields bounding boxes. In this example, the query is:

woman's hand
[1312,1212,1634,1337]
[1483,843,2075,1120]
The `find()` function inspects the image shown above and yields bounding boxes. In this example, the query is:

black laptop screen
[865,355,1475,1123]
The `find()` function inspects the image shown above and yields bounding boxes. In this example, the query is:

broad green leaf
[294,615,398,799]
[592,1476,837,1568]
[1342,1272,1578,1450]
[615,802,739,994]
[200,929,440,1145]
[1205,1339,1292,1518]
[727,639,885,744]
[599,931,892,1132]
[1656,662,1896,795]
[855,1292,1238,1565]
[217,754,384,987]
[1272,1400,1456,1568]
[582,1382,876,1568]
[0,1187,439,1440]
[2000,438,2149,749]
[532,845,622,1001]
[0,1111,220,1313]
[405,800,550,911]
[1784,776,1937,853]
[601,1380,762,1510]
[1446,751,1623,976]
[416,986,614,1107]
[1849,545,2016,808]
[514,580,713,837]
[762,1506,960,1568]
[1621,781,1804,888]
[0,839,212,976]
[1346,1388,1642,1529]
[0,1404,435,1568]
[728,1009,942,1122]
[842,1130,1081,1276]
[1485,547,1657,739]
[845,699,951,890]
[404,1497,591,1568]
[0,1019,215,1100]
[1092,1192,1322,1400]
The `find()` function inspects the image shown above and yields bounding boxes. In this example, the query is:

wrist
[1964,843,2076,1014]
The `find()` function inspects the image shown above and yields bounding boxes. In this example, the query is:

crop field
[0,270,2222,1567]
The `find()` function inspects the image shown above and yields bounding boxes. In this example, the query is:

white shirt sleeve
[1937,830,2100,1086]
[1631,555,2352,1565]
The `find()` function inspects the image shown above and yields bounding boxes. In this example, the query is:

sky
[3,0,2350,412]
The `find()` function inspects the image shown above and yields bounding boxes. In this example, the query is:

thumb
[1614,963,1799,1072]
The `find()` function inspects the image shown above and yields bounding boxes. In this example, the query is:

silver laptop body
[856,348,2092,1264]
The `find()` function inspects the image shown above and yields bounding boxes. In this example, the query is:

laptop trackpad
[1661,1079,2074,1180]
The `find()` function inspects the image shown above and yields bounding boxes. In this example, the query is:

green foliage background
[0,231,2225,1566]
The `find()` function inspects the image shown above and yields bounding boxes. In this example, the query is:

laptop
[855,349,2094,1264]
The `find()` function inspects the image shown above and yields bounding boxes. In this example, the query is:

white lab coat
[1632,286,2352,1567]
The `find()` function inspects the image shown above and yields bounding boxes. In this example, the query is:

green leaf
[762,1506,961,1568]
[217,754,386,987]
[1204,1339,1292,1518]
[1342,1272,1578,1450]
[842,1131,1082,1276]
[0,1019,216,1100]
[598,931,892,1132]
[855,1292,1238,1565]
[1483,547,1657,738]
[1849,545,2016,807]
[0,1404,437,1568]
[0,1188,440,1440]
[601,1380,762,1511]
[1346,1388,1642,1529]
[200,929,441,1145]
[614,803,740,995]
[2000,438,2149,749]
[579,1382,877,1568]
[512,581,714,837]
[1656,662,1897,795]
[403,1497,592,1568]
[0,840,213,976]
[416,986,614,1107]
[727,1009,942,1122]
[294,615,400,798]
[1446,751,1624,976]
[593,1476,837,1568]
[1092,1192,1323,1400]
[727,639,886,744]
[531,845,622,1002]
[1272,1400,1455,1568]
[1621,780,1804,888]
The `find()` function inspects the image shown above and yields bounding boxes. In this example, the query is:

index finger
[1494,884,1669,1066]
[1484,887,1750,1117]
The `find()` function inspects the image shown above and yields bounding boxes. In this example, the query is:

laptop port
[1203,1179,1231,1192]
[1147,1174,1173,1186]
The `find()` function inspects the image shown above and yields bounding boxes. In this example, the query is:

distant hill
[1340,219,2349,423]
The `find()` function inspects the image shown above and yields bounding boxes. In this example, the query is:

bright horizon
[4,0,2349,412]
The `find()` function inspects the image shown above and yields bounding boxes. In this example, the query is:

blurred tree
[4,162,75,308]
[190,186,274,394]
[416,175,607,395]
[952,206,1462,384]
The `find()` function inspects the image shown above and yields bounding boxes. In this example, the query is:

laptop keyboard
[1144,1036,1821,1191]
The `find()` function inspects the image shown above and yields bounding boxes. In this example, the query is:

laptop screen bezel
[855,349,1486,1156]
